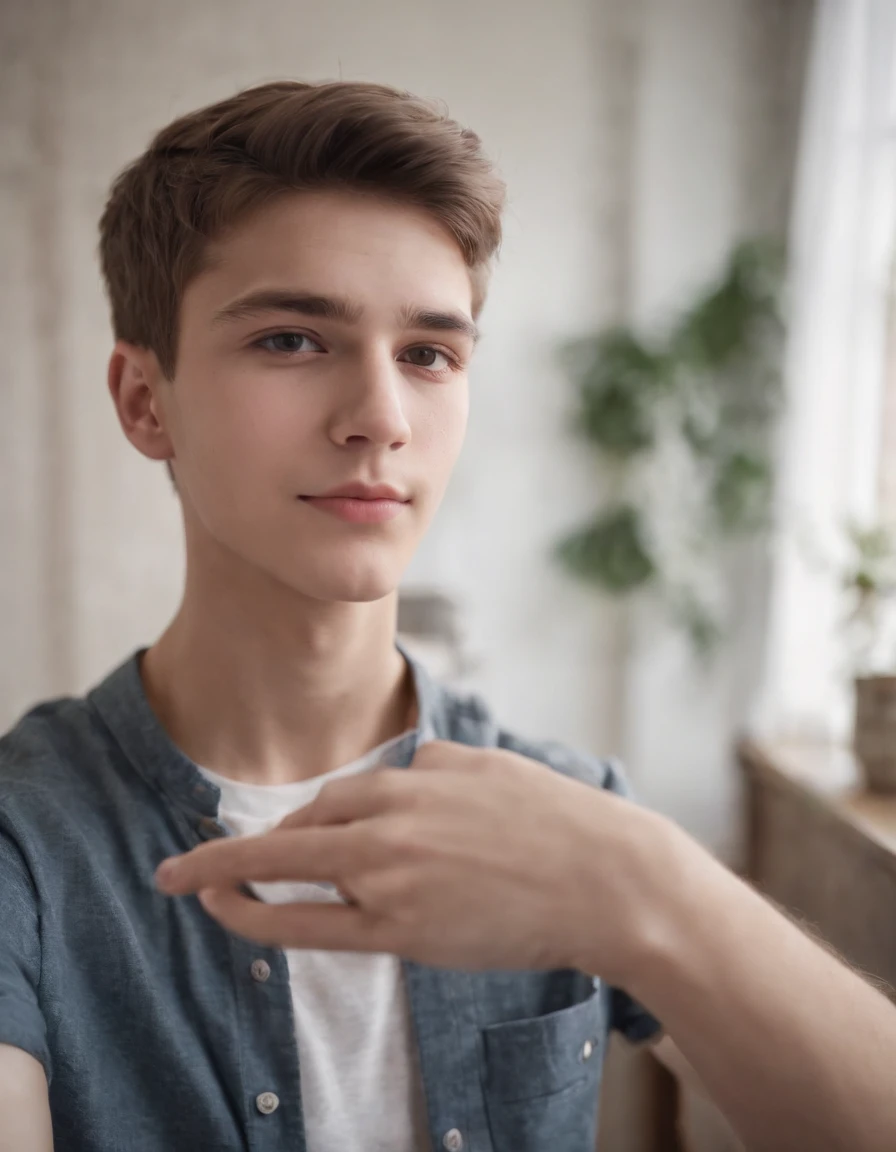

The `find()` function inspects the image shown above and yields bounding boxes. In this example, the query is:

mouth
[298,482,411,525]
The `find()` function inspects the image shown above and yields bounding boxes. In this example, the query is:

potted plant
[840,523,896,792]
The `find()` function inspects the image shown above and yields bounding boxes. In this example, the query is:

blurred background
[3,1,896,1147]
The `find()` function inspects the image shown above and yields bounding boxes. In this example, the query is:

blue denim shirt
[0,649,660,1152]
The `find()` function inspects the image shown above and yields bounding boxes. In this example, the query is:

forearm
[0,1046,53,1152]
[160,745,896,1152]
[618,826,896,1152]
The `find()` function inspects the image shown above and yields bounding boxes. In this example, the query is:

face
[111,190,476,603]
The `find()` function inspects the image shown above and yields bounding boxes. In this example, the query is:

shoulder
[495,727,633,798]
[428,677,633,799]
[0,693,108,805]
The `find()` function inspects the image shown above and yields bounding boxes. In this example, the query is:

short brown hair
[99,81,506,378]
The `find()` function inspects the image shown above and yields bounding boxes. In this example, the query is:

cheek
[415,389,469,479]
[177,369,314,475]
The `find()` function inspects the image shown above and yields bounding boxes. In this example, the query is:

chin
[275,550,406,605]
[314,573,398,604]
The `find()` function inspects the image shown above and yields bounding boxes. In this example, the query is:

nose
[328,349,412,451]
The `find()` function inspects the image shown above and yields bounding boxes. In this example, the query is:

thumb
[276,767,395,831]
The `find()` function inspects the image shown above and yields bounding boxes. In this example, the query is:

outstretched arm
[157,741,896,1152]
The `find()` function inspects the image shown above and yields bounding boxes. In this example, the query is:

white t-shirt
[199,735,430,1152]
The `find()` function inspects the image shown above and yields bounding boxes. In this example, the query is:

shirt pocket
[480,988,604,1152]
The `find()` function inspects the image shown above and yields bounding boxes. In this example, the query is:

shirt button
[250,959,271,983]
[256,1091,280,1115]
[198,816,226,839]
[581,1039,594,1061]
[442,1129,464,1151]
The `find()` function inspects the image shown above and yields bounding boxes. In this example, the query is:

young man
[4,79,895,1152]
[0,80,660,1152]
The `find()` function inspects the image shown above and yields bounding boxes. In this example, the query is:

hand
[156,741,675,981]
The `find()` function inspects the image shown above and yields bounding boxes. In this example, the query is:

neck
[141,555,414,786]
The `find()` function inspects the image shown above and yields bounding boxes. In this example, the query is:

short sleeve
[0,824,50,1078]
[603,981,662,1043]
[598,756,639,800]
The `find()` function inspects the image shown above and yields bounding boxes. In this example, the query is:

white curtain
[755,0,896,739]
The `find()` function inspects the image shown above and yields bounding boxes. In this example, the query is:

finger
[278,746,484,836]
[409,740,482,771]
[276,769,407,831]
[197,886,394,953]
[413,741,546,780]
[155,826,359,895]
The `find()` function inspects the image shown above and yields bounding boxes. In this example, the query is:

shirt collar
[88,642,448,820]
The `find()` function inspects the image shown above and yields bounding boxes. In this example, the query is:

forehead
[185,189,474,321]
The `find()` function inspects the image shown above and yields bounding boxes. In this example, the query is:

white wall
[0,0,809,850]
[620,0,812,853]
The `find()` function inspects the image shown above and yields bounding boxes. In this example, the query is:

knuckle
[367,866,416,907]
[377,815,426,860]
[367,769,407,806]
[414,740,448,764]
[312,780,341,815]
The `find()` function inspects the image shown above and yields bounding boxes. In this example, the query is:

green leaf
[711,451,773,533]
[669,239,784,371]
[678,599,724,657]
[571,330,668,458]
[577,381,655,455]
[840,522,896,596]
[556,506,657,593]
[846,521,896,563]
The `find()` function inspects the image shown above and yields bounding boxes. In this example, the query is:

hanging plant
[555,238,786,654]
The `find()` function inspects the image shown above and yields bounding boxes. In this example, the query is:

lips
[298,482,411,525]
[309,482,409,502]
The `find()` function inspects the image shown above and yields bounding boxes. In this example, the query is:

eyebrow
[211,289,480,344]
[398,305,480,345]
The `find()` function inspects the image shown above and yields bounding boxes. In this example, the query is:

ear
[108,341,174,463]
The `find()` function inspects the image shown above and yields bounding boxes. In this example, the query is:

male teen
[1,78,651,1152]
[0,78,893,1152]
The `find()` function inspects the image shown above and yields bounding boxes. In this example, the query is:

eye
[400,346,456,373]
[255,332,324,355]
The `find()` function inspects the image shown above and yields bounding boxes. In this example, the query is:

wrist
[620,818,741,1009]
[574,806,724,995]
